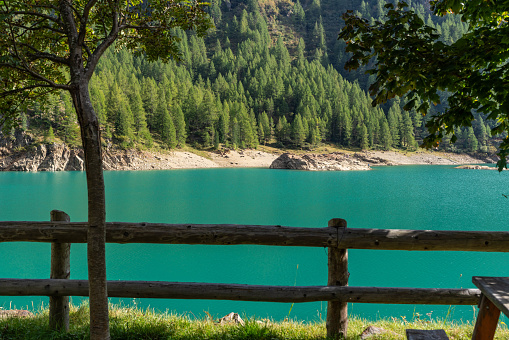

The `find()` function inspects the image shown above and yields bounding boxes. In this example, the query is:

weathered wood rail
[0,279,480,304]
[2,221,509,251]
[3,212,507,338]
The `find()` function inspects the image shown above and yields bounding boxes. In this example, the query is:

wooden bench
[406,329,449,339]
[472,276,509,340]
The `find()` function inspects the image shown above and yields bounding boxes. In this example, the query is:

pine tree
[89,85,107,124]
[464,126,479,152]
[275,116,289,146]
[105,83,123,128]
[294,0,306,26]
[380,119,392,150]
[232,117,240,148]
[400,111,415,148]
[309,118,320,146]
[45,126,55,143]
[173,106,187,147]
[359,123,369,150]
[291,114,306,147]
[130,91,151,145]
[387,103,402,147]
[213,129,220,149]
[115,97,135,149]
[342,110,353,146]
[161,111,177,149]
[258,120,265,144]
[141,78,159,130]
[260,111,271,144]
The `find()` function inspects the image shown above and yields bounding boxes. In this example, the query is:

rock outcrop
[456,165,501,170]
[0,131,219,171]
[269,152,393,171]
[0,133,84,171]
[0,309,33,318]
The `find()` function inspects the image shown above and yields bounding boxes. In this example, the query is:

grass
[1,304,509,339]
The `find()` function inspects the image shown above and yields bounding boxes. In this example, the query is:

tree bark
[70,82,110,339]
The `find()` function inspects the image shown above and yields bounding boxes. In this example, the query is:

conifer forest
[12,0,500,154]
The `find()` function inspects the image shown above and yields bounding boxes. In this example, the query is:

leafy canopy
[338,0,509,168]
[0,0,212,129]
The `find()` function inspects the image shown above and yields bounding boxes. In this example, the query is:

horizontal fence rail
[4,212,505,338]
[2,221,509,251]
[0,279,481,305]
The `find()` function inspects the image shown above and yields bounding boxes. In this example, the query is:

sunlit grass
[1,303,509,339]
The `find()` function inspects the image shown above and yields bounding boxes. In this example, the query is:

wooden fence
[3,210,507,338]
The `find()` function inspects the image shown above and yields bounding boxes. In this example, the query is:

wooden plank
[2,222,509,252]
[472,277,509,317]
[406,329,449,339]
[0,279,481,305]
[472,295,501,340]
[0,222,337,247]
[326,219,348,339]
[49,210,70,332]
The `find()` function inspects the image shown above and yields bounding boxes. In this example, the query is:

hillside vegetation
[6,0,500,155]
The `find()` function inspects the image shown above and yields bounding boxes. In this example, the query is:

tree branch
[58,1,79,48]
[0,84,69,98]
[0,62,70,91]
[78,0,99,45]
[9,11,63,26]
[85,11,119,79]
[17,43,69,65]
[10,22,65,35]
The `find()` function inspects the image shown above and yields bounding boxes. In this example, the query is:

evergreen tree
[232,117,240,148]
[45,126,55,143]
[380,119,392,150]
[115,97,135,148]
[260,111,271,144]
[293,0,306,26]
[291,114,306,147]
[154,92,169,136]
[400,111,415,148]
[464,126,479,152]
[358,123,369,150]
[161,111,177,149]
[130,91,152,145]
[276,116,290,146]
[387,103,402,147]
[258,120,265,144]
[173,106,187,147]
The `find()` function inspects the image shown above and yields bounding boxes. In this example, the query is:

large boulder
[270,152,372,171]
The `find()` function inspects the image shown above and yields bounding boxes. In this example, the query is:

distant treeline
[14,0,499,153]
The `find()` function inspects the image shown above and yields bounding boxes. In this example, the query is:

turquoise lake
[1,165,509,323]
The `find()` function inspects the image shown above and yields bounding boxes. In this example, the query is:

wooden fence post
[49,210,71,331]
[326,218,349,339]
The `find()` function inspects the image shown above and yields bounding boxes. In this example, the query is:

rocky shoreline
[0,133,497,172]
[455,165,502,170]
[269,152,393,171]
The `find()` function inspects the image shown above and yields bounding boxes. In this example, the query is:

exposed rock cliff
[0,133,84,171]
[0,131,218,171]
[269,152,393,171]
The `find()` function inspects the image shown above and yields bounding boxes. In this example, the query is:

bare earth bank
[92,148,497,171]
[87,148,498,171]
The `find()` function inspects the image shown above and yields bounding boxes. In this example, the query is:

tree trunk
[71,82,110,340]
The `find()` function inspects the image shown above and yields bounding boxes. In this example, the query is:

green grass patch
[1,304,509,339]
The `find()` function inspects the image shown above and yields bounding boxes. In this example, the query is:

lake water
[1,165,509,323]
